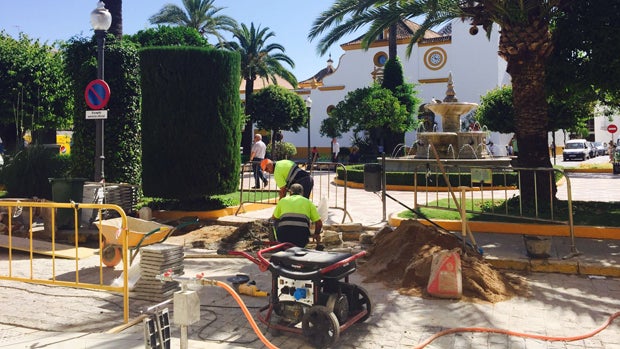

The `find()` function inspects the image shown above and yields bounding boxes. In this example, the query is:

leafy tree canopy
[547,0,620,111]
[250,85,307,134]
[475,86,515,134]
[476,85,594,135]
[0,32,73,146]
[327,84,417,142]
[125,25,210,47]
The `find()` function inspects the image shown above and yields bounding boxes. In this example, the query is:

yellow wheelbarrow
[97,216,198,268]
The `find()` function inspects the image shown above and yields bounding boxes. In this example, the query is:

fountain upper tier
[425,102,478,133]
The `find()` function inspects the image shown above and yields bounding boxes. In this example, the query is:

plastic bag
[317,196,328,222]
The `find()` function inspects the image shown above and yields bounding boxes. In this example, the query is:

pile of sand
[359,220,527,302]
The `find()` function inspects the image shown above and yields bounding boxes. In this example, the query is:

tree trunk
[388,23,397,60]
[106,0,123,39]
[507,47,555,203]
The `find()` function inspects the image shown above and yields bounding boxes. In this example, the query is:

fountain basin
[383,157,513,173]
[416,132,457,159]
[456,131,488,159]
[416,131,490,159]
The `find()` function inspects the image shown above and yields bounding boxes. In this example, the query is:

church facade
[282,18,512,157]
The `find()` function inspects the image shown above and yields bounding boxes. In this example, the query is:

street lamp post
[305,97,312,165]
[90,1,112,182]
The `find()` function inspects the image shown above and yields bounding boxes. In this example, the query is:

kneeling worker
[271,184,322,248]
[261,158,313,199]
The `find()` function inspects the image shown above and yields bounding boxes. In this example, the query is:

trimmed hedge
[140,47,241,199]
[338,165,519,187]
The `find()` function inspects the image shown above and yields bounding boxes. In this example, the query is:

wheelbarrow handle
[130,216,200,265]
[163,216,200,241]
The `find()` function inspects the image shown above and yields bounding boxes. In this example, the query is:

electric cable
[156,273,281,349]
[413,311,620,349]
[212,280,279,349]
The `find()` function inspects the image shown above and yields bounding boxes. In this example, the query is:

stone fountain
[383,74,512,172]
[417,73,486,159]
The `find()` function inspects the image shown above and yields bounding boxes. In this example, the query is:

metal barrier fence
[402,161,578,257]
[0,200,130,322]
[237,160,352,223]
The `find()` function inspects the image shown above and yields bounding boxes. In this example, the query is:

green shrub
[0,146,70,199]
[267,141,297,159]
[337,165,519,187]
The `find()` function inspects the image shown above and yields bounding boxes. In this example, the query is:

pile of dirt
[359,220,527,303]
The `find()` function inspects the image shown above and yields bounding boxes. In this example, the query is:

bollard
[173,290,201,349]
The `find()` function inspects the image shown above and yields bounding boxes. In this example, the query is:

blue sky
[0,0,362,81]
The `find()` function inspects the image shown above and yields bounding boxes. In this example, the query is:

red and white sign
[608,124,617,134]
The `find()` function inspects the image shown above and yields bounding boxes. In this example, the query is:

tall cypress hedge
[140,47,241,199]
[64,35,142,185]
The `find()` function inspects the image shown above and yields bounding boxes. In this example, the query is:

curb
[388,215,620,240]
[151,202,274,221]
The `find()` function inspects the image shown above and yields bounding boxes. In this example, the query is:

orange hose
[413,311,620,349]
[214,280,279,349]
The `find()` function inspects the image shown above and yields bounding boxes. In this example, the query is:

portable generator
[231,243,371,348]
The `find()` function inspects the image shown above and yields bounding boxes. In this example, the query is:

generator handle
[256,242,295,269]
[229,242,294,272]
[320,250,367,275]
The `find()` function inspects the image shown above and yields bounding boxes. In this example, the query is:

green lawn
[140,191,279,211]
[398,198,620,227]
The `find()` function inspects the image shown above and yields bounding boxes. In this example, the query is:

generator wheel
[101,242,122,268]
[326,294,349,324]
[341,283,372,323]
[302,305,340,348]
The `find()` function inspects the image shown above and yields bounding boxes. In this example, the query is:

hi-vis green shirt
[273,159,296,188]
[273,194,320,223]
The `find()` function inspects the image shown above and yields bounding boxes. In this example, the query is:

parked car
[563,139,590,161]
[592,142,606,156]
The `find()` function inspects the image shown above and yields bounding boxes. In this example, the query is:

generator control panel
[277,276,314,306]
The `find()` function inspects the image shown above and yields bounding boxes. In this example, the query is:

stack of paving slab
[132,244,184,302]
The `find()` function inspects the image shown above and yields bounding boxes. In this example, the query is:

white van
[563,139,590,161]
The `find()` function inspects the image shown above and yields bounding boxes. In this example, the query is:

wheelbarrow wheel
[302,305,340,348]
[101,242,122,268]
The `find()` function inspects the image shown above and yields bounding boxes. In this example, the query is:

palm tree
[311,0,564,202]
[219,22,297,156]
[308,0,405,60]
[149,0,236,44]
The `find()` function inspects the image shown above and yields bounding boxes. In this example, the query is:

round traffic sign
[608,124,617,134]
[84,79,110,110]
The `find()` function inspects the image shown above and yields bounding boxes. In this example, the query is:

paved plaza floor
[0,157,620,348]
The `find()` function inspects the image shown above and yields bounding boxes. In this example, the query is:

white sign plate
[85,110,108,119]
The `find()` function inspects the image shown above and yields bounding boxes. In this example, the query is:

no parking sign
[84,79,110,110]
